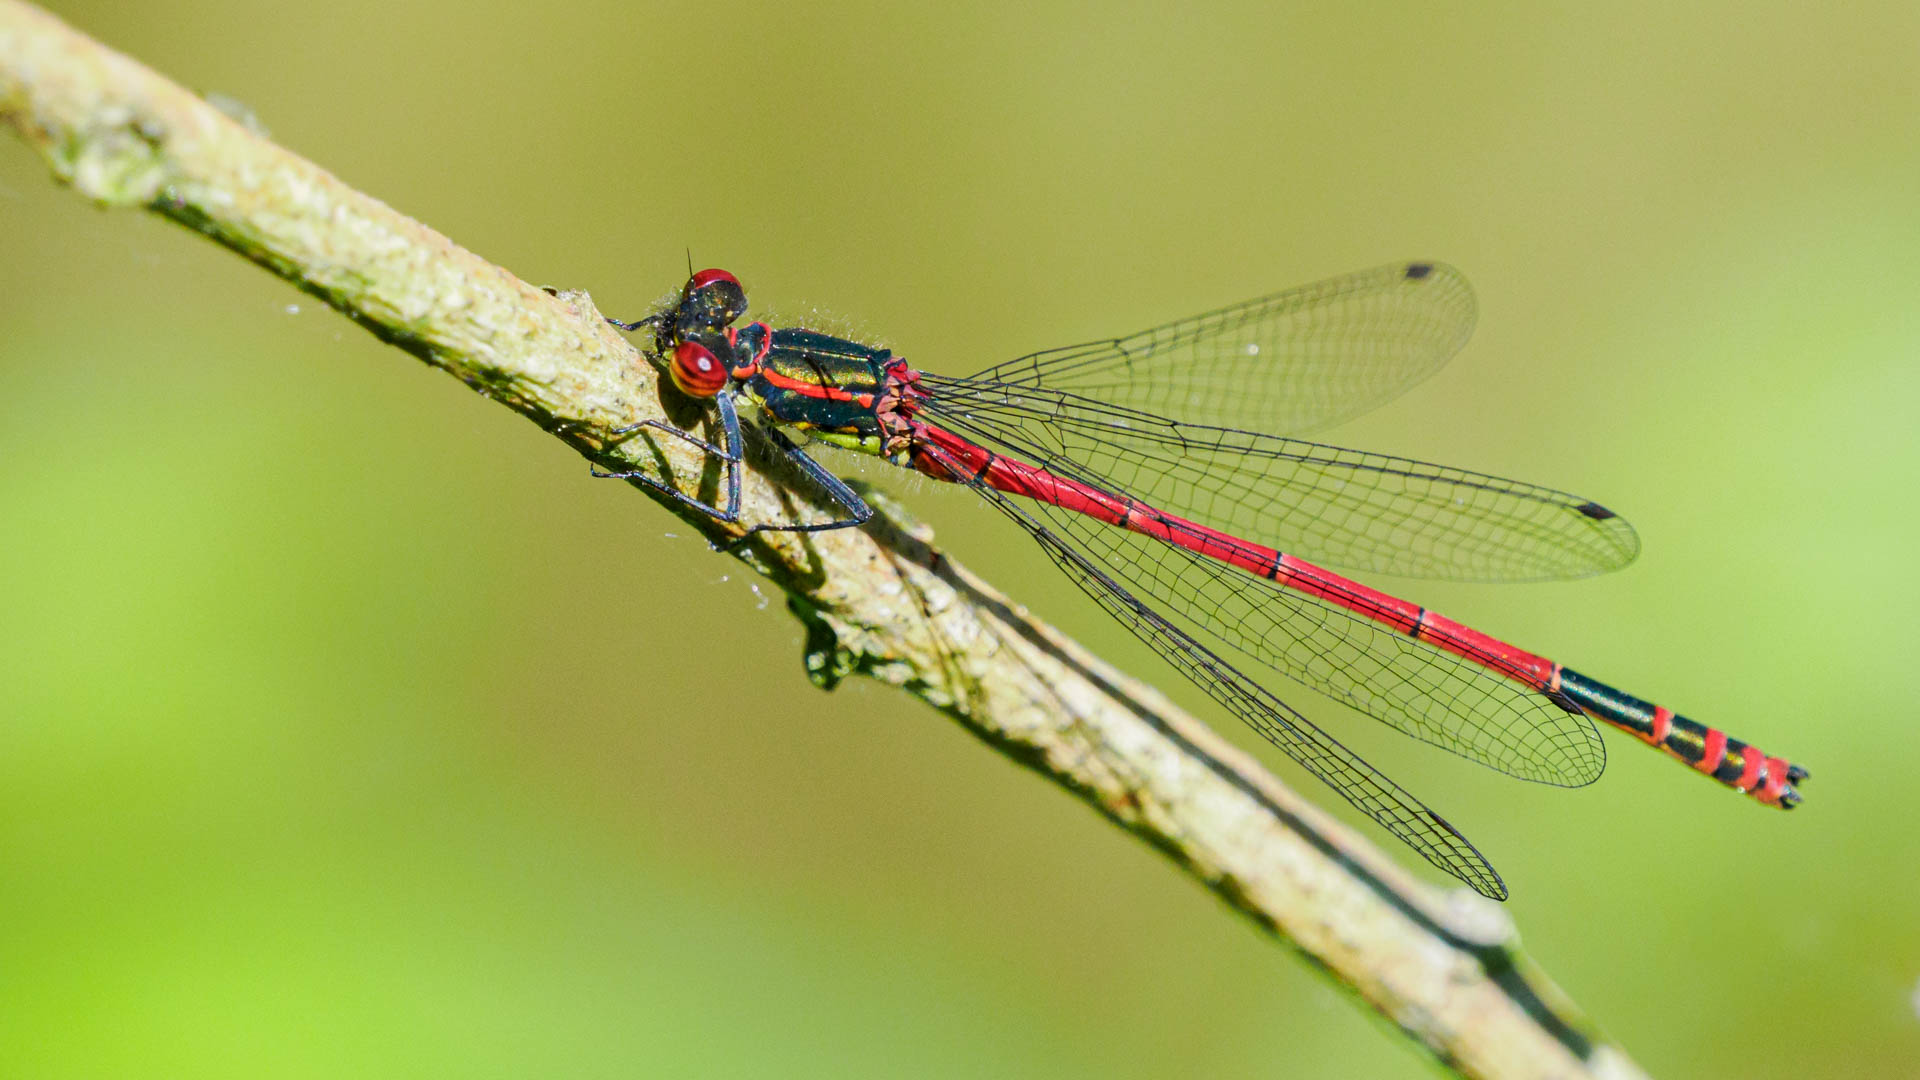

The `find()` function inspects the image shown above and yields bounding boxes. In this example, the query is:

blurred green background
[3,2,1915,1076]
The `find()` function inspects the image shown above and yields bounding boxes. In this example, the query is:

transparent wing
[920,401,1607,789]
[969,261,1476,436]
[919,377,1640,582]
[941,459,1510,899]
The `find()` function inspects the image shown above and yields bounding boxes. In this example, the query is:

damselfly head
[673,268,748,339]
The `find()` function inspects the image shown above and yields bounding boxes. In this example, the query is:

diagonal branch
[0,4,1645,1076]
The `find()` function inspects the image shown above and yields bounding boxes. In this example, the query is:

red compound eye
[670,339,729,397]
[688,268,740,290]
[679,269,747,332]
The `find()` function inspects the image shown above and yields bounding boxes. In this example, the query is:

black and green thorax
[727,322,926,461]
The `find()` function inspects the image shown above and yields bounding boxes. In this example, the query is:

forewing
[968,261,1476,436]
[920,380,1640,582]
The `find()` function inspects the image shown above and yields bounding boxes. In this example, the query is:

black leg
[567,397,873,538]
[564,397,747,525]
[738,426,875,538]
[605,313,659,333]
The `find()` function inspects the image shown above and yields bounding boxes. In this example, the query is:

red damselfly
[592,262,1805,900]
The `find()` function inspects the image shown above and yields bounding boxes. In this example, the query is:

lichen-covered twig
[0,4,1646,1076]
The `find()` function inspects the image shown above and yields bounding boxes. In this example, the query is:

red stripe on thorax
[724,325,771,376]
[913,424,1559,692]
[756,367,873,405]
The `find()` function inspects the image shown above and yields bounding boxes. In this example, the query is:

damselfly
[592,263,1806,900]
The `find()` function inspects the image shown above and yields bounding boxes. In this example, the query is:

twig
[0,4,1647,1076]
